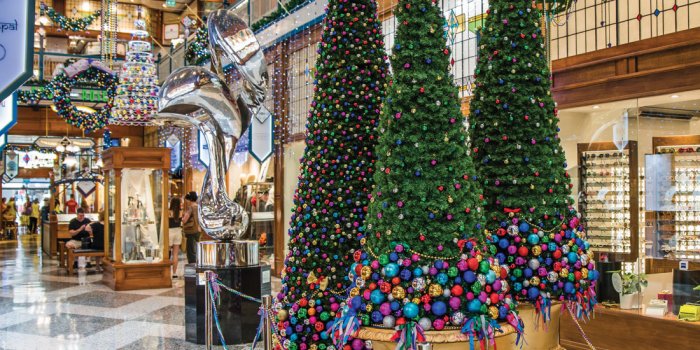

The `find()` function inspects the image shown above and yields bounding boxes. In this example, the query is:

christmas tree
[275,0,390,349]
[331,0,522,347]
[185,25,211,66]
[111,19,159,125]
[469,1,598,319]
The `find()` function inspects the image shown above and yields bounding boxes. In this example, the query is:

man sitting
[66,208,91,250]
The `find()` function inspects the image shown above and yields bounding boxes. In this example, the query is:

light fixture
[63,155,78,166]
[671,95,680,99]
[593,105,600,109]
[82,1,91,11]
[56,144,65,152]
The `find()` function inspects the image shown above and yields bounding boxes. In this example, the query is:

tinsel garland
[40,4,101,32]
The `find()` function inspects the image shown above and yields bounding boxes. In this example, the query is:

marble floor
[0,235,276,350]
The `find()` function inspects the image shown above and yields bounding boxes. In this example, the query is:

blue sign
[0,1,35,102]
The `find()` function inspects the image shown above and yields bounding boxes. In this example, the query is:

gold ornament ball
[530,276,540,286]
[361,266,372,280]
[349,287,360,297]
[428,284,443,297]
[392,286,406,300]
[532,245,542,256]
[581,268,589,279]
[560,268,569,278]
[365,304,373,312]
[489,306,499,319]
[277,309,288,321]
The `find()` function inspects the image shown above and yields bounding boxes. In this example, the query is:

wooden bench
[65,248,105,275]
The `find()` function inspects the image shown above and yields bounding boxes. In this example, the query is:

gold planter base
[354,303,562,350]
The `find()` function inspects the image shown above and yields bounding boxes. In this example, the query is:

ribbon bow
[503,208,521,214]
[391,321,425,350]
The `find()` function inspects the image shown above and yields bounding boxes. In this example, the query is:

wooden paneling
[552,27,700,109]
[560,306,700,350]
[102,147,170,170]
[11,107,144,146]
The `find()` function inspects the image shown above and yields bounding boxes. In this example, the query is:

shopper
[181,191,200,264]
[85,211,105,271]
[29,199,40,234]
[3,197,17,223]
[169,196,182,278]
[53,198,63,214]
[21,199,31,229]
[65,208,91,249]
[65,195,78,214]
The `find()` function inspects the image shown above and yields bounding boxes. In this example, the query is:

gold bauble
[361,266,372,280]
[560,268,569,278]
[412,297,421,305]
[581,268,589,279]
[392,286,406,300]
[428,284,443,297]
[365,304,373,312]
[530,276,540,286]
[489,306,499,319]
[532,245,542,256]
[476,254,483,262]
[349,287,360,297]
[277,309,289,321]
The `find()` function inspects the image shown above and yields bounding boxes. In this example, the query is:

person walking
[29,199,40,234]
[181,192,200,264]
[168,196,182,278]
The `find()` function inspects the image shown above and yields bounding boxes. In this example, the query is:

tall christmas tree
[275,0,390,349]
[469,1,598,318]
[332,0,521,348]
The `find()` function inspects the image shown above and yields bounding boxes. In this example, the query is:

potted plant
[609,271,648,309]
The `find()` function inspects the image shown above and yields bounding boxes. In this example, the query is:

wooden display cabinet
[577,141,640,262]
[101,147,172,290]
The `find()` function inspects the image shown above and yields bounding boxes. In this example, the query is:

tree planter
[353,303,562,350]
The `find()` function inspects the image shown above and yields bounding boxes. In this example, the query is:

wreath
[52,59,117,132]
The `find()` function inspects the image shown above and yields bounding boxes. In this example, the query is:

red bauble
[451,285,464,296]
[518,246,529,256]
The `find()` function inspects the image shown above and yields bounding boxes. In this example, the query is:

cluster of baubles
[349,240,518,331]
[185,26,211,66]
[111,25,159,125]
[489,212,599,305]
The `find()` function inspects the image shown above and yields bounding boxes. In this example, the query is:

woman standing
[181,192,200,264]
[168,196,182,277]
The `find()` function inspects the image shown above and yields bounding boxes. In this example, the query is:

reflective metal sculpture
[155,8,271,241]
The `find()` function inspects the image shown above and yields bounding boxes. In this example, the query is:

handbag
[80,237,92,249]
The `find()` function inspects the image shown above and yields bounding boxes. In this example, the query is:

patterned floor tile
[0,313,123,338]
[63,290,150,308]
[134,305,185,325]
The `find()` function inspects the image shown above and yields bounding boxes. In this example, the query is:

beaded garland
[275,0,390,350]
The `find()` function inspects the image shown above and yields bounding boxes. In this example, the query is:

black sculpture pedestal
[185,263,271,345]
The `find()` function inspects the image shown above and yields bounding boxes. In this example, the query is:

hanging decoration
[100,0,118,69]
[110,17,159,125]
[40,3,102,32]
[52,59,117,132]
[17,87,54,104]
[185,25,210,66]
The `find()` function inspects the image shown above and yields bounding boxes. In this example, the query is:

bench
[64,248,105,275]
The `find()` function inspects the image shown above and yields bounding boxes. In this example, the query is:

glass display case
[102,147,172,291]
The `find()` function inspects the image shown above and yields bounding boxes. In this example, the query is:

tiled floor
[0,235,276,350]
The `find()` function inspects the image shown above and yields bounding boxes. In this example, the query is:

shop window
[287,44,318,137]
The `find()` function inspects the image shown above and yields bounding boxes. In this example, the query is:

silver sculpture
[155,8,270,243]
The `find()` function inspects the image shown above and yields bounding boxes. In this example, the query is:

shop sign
[0,93,17,135]
[165,133,182,171]
[4,151,19,181]
[0,1,35,102]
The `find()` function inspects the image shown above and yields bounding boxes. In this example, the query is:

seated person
[85,213,105,271]
[65,208,91,250]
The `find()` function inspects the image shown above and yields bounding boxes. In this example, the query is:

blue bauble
[350,263,358,276]
[486,270,497,284]
[370,290,385,304]
[389,252,399,262]
[588,270,599,281]
[498,238,510,249]
[400,269,412,281]
[390,301,400,311]
[463,271,476,283]
[548,242,557,252]
[468,299,482,313]
[567,252,578,263]
[496,253,506,264]
[371,311,383,323]
[384,263,400,277]
[527,234,540,245]
[290,333,298,342]
[527,287,540,300]
[413,268,423,277]
[514,282,522,292]
[498,306,509,319]
[434,260,444,269]
[437,273,448,285]
[432,301,447,316]
[350,296,363,309]
[519,222,530,233]
[403,303,419,319]
[320,331,329,340]
[564,282,575,294]
[524,268,533,278]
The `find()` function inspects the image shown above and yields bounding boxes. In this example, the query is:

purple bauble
[351,338,364,350]
[380,302,392,316]
[449,297,461,310]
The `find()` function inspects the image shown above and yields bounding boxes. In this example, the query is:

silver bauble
[383,315,396,328]
[418,317,433,331]
[451,311,466,326]
[507,225,520,236]
[528,259,540,270]
[412,277,426,292]
[547,271,559,283]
